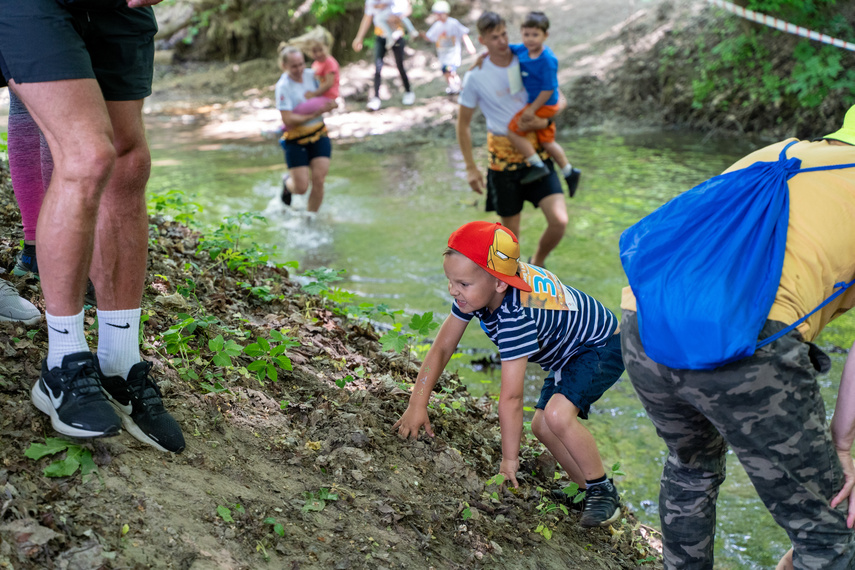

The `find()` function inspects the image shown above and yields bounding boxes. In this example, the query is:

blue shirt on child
[509,44,559,106]
[450,263,618,371]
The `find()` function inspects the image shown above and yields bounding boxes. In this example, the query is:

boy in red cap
[394,221,624,527]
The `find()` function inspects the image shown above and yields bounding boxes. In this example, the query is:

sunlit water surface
[145,117,855,570]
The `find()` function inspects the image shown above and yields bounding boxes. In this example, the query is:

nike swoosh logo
[46,382,65,409]
[106,322,131,329]
[49,325,69,334]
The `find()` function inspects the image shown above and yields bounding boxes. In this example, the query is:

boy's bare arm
[463,34,476,55]
[497,357,528,488]
[394,315,469,439]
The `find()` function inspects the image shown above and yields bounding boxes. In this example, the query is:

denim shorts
[0,0,157,100]
[280,135,332,168]
[485,161,563,217]
[535,333,624,419]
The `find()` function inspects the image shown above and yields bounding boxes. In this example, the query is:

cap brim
[824,127,855,146]
[483,266,532,292]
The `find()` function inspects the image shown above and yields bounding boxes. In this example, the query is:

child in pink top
[290,41,341,118]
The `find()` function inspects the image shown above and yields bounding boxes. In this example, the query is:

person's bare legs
[542,141,569,170]
[508,130,537,162]
[530,193,567,266]
[89,100,150,310]
[499,213,521,243]
[285,165,310,196]
[307,156,330,213]
[12,79,116,315]
[542,393,607,480]
[532,409,586,485]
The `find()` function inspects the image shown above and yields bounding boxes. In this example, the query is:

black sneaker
[565,168,582,198]
[281,173,293,206]
[31,352,122,438]
[98,360,185,453]
[580,479,621,527]
[520,163,550,185]
[13,245,38,277]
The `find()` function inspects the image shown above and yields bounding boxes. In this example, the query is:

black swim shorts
[0,0,157,101]
[485,160,563,217]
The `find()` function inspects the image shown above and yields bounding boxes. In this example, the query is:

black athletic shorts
[485,160,564,217]
[0,0,157,101]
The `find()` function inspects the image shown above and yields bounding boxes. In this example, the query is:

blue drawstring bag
[620,141,855,370]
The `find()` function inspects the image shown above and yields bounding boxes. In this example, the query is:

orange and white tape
[707,0,855,52]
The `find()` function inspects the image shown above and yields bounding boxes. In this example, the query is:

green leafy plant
[147,188,203,227]
[243,329,299,384]
[263,517,285,537]
[533,485,569,540]
[302,488,339,512]
[25,438,97,479]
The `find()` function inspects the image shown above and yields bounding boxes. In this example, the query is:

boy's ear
[495,280,509,293]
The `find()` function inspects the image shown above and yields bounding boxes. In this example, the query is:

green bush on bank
[691,0,855,112]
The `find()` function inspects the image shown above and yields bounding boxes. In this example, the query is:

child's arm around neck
[394,314,469,439]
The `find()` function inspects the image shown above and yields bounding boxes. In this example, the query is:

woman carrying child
[275,44,338,212]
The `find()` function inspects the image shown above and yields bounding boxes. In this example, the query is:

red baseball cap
[447,221,532,292]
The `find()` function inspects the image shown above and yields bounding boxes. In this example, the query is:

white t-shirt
[425,17,469,68]
[274,69,322,127]
[458,56,528,136]
[364,0,408,17]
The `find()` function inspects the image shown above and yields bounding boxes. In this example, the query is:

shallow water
[146,119,855,569]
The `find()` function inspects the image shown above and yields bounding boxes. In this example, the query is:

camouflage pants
[621,310,855,570]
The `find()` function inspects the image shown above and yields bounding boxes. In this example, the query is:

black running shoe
[281,173,293,206]
[13,245,38,277]
[580,479,621,527]
[31,352,122,438]
[98,360,185,453]
[520,163,550,185]
[565,167,582,198]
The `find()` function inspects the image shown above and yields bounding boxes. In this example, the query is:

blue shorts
[280,135,332,169]
[485,160,563,217]
[0,0,157,100]
[535,333,624,419]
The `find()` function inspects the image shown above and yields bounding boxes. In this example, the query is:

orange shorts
[508,103,559,144]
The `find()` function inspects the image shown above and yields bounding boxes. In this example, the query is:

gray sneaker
[0,279,40,325]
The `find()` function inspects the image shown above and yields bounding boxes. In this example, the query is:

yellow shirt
[621,139,855,341]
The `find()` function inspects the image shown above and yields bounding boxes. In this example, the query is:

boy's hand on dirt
[393,407,435,440]
[466,166,484,194]
[499,458,519,489]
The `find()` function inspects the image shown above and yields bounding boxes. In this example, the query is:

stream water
[143,117,855,570]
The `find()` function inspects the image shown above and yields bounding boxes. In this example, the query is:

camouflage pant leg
[621,310,855,570]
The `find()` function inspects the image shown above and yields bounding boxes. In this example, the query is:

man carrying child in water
[456,12,568,267]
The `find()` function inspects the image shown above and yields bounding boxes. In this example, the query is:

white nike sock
[46,310,89,369]
[526,154,545,168]
[561,164,574,177]
[96,308,141,379]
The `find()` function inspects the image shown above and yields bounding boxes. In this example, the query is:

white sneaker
[0,280,41,325]
[367,96,382,111]
[402,91,416,106]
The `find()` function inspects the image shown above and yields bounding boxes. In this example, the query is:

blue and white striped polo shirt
[451,264,618,371]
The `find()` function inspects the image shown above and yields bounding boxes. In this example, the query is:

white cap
[432,1,450,13]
